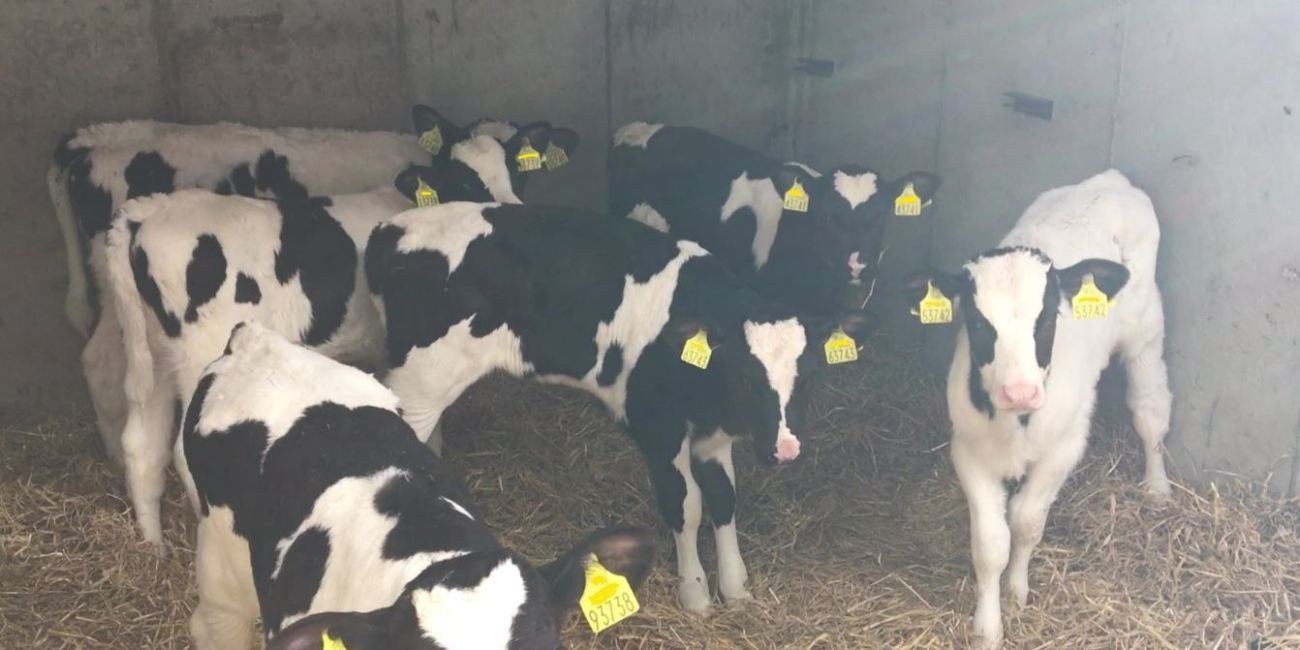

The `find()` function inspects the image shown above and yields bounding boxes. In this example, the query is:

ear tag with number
[783,179,810,212]
[579,554,640,634]
[1072,274,1111,320]
[543,141,569,170]
[823,327,859,365]
[680,330,712,369]
[414,178,440,207]
[418,126,443,155]
[895,182,922,216]
[912,280,953,324]
[321,631,347,650]
[516,138,543,172]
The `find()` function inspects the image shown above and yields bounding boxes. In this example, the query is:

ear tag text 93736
[913,280,953,324]
[414,178,440,207]
[579,554,640,633]
[1072,273,1111,320]
[418,126,443,155]
[680,330,712,369]
[823,327,859,365]
[543,141,569,170]
[894,182,922,216]
[516,138,543,172]
[783,179,810,212]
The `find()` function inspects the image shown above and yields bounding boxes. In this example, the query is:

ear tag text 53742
[783,180,809,212]
[913,281,953,324]
[321,631,347,650]
[1072,274,1111,320]
[543,142,569,170]
[414,178,440,207]
[895,182,922,217]
[418,126,443,155]
[579,554,640,634]
[823,327,859,365]
[680,330,713,369]
[516,139,543,172]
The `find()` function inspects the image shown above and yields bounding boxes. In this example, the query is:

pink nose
[999,383,1042,409]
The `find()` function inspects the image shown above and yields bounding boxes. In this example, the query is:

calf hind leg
[691,433,750,603]
[1121,304,1173,498]
[82,312,128,465]
[190,520,258,650]
[122,382,177,554]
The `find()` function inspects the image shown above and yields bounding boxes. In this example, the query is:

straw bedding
[3,343,1298,649]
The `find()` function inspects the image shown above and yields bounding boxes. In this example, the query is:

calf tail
[105,205,155,405]
[48,162,94,338]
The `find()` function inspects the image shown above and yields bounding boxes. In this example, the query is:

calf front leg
[647,436,711,612]
[954,446,1010,650]
[691,432,750,603]
[1007,428,1087,609]
[122,381,177,555]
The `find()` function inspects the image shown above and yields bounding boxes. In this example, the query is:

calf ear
[773,165,814,198]
[904,270,962,307]
[411,105,467,154]
[895,171,941,203]
[838,309,876,338]
[1056,258,1130,300]
[266,610,391,650]
[547,127,580,161]
[537,527,657,615]
[393,165,435,204]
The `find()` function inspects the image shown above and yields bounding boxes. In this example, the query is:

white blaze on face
[964,251,1053,411]
[449,136,521,204]
[612,121,664,148]
[411,559,529,650]
[743,318,806,462]
[832,170,878,209]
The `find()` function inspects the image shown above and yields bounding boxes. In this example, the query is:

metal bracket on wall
[794,57,835,78]
[1003,91,1054,121]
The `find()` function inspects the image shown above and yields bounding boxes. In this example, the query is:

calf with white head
[185,322,654,650]
[909,170,1172,649]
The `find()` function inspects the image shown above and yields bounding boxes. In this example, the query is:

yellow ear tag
[418,126,443,155]
[783,179,810,212]
[823,327,859,365]
[543,141,569,170]
[680,330,712,369]
[1072,274,1111,320]
[414,178,439,207]
[321,631,347,650]
[912,280,953,324]
[579,554,640,634]
[895,182,922,217]
[516,139,543,172]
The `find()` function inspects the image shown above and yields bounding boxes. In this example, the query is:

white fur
[439,496,475,520]
[612,121,664,148]
[392,202,499,273]
[832,170,878,210]
[470,120,519,143]
[628,202,670,233]
[691,431,750,602]
[411,560,527,650]
[720,173,784,269]
[670,435,710,612]
[946,170,1172,649]
[449,136,521,204]
[743,319,807,463]
[784,161,823,178]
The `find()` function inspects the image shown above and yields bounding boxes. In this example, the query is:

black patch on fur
[124,151,176,199]
[692,457,736,526]
[374,472,495,560]
[1035,270,1062,369]
[234,273,261,304]
[229,163,257,197]
[66,155,113,237]
[214,179,233,195]
[184,235,227,323]
[596,344,623,387]
[255,150,308,201]
[128,241,182,337]
[53,133,84,170]
[273,199,356,346]
[264,527,331,633]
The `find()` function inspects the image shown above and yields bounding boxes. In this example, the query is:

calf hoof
[678,580,712,613]
[972,610,1003,650]
[722,588,753,605]
[1143,478,1173,501]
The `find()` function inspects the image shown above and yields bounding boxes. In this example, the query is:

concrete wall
[0,0,792,418]
[798,1,1300,493]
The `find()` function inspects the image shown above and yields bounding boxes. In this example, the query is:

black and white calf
[909,170,1171,649]
[610,122,939,316]
[104,136,525,551]
[185,322,654,650]
[366,203,864,612]
[51,107,579,469]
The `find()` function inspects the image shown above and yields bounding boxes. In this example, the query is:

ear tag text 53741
[414,178,440,207]
[579,554,640,634]
[783,180,810,212]
[1072,274,1111,320]
[321,631,347,650]
[913,281,953,324]
[823,327,859,365]
[418,126,443,155]
[895,182,922,217]
[516,139,543,172]
[543,142,569,170]
[680,330,712,369]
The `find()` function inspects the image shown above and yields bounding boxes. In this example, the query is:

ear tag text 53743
[414,178,440,207]
[680,330,712,369]
[1072,274,1111,320]
[783,180,809,212]
[895,182,922,217]
[516,139,543,172]
[823,327,859,365]
[579,554,640,634]
[543,142,569,170]
[418,126,443,155]
[913,281,953,324]
[321,631,347,650]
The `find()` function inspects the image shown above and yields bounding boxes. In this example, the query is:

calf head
[267,527,654,650]
[909,247,1129,415]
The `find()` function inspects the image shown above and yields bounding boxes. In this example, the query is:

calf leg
[1006,429,1087,608]
[691,432,750,603]
[122,381,177,554]
[82,310,127,465]
[647,436,711,612]
[190,514,258,650]
[1120,314,1173,498]
[953,444,1010,650]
